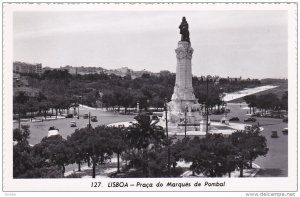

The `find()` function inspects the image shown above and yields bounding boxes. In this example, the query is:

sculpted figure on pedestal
[179,17,190,43]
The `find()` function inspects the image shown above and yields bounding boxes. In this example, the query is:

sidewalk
[64,157,120,178]
[64,157,260,178]
[179,162,260,178]
[13,115,66,123]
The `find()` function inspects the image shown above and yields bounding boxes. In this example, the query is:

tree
[147,146,169,177]
[13,125,33,178]
[120,91,133,114]
[102,92,117,110]
[42,69,72,80]
[60,98,72,114]
[245,128,269,168]
[126,114,165,150]
[256,93,280,114]
[182,134,238,177]
[49,96,60,118]
[67,128,90,172]
[230,128,268,177]
[169,137,187,171]
[32,135,71,175]
[13,125,30,146]
[181,137,205,176]
[26,98,39,121]
[109,127,127,173]
[13,102,28,118]
[17,166,63,178]
[13,125,63,178]
[230,131,249,177]
[125,114,166,176]
[14,91,29,104]
[151,95,165,110]
[281,91,288,111]
[39,100,52,119]
[244,95,257,114]
[79,126,114,178]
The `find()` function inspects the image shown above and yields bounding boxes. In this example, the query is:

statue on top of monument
[179,17,190,43]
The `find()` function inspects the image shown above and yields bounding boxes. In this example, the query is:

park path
[223,85,277,102]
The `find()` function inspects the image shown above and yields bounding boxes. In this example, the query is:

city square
[13,89,288,177]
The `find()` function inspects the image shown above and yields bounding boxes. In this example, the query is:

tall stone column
[171,41,196,104]
[166,40,205,131]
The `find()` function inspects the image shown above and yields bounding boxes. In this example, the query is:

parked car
[263,114,272,118]
[282,128,288,135]
[229,117,240,122]
[91,116,98,122]
[244,117,257,122]
[271,131,279,138]
[83,114,89,119]
[272,114,282,118]
[70,121,76,127]
[65,114,73,118]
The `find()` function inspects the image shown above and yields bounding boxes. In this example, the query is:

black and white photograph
[2,2,298,193]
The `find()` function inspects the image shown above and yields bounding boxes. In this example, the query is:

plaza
[13,100,288,177]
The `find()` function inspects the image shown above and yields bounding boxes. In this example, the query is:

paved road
[13,109,135,145]
[174,104,288,177]
[221,103,288,177]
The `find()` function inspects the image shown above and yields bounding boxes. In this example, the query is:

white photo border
[2,2,298,192]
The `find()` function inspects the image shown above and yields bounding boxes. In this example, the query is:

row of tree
[244,92,288,114]
[14,114,268,178]
[13,91,77,120]
[16,70,262,114]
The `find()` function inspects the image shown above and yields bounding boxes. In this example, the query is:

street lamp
[205,75,218,135]
[164,98,170,176]
[224,103,227,117]
[184,105,188,138]
[76,95,83,119]
[146,99,150,112]
[136,101,140,114]
[18,105,21,130]
[88,112,91,129]
[206,76,210,135]
[164,98,169,139]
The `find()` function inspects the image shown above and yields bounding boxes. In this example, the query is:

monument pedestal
[164,41,207,132]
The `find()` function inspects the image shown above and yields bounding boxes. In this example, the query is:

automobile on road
[282,128,288,135]
[91,116,98,122]
[229,117,240,121]
[65,114,74,118]
[271,131,279,138]
[70,121,77,127]
[244,117,257,122]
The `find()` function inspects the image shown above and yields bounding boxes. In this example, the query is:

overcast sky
[13,10,287,79]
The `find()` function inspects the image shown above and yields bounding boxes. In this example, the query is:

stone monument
[165,17,208,132]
